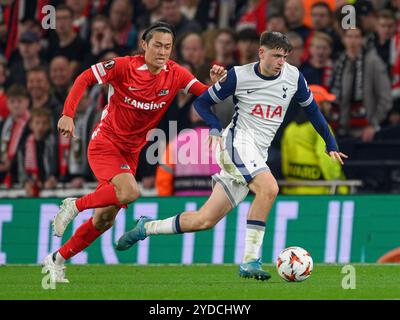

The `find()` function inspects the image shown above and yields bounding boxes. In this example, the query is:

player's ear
[141,39,147,51]
[259,47,265,59]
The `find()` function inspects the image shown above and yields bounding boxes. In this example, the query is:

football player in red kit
[43,22,226,283]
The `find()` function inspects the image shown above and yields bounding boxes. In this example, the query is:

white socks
[53,251,66,266]
[243,221,266,263]
[144,215,181,235]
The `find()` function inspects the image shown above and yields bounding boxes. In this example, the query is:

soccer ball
[276,246,313,282]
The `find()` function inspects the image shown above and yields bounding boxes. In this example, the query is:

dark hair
[312,1,332,13]
[259,31,292,52]
[6,84,30,99]
[142,21,176,43]
[237,28,259,42]
[215,28,237,42]
[378,9,396,21]
[56,4,74,17]
[30,108,52,122]
[27,66,50,81]
[343,23,365,37]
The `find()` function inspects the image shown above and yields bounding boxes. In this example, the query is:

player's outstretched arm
[58,69,98,137]
[304,100,348,165]
[193,67,236,133]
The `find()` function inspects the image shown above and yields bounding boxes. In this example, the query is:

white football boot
[42,254,69,283]
[52,198,79,237]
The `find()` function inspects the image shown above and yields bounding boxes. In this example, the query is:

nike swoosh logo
[128,87,140,91]
[247,89,257,94]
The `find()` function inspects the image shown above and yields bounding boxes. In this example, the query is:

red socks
[75,183,122,212]
[58,217,102,260]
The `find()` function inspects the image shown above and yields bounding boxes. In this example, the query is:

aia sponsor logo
[250,104,282,119]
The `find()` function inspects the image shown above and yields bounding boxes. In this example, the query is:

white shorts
[212,127,270,207]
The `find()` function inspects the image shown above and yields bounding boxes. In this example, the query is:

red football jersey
[64,55,208,154]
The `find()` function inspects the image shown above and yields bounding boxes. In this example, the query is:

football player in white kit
[115,32,347,281]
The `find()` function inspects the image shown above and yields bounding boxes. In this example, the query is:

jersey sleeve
[177,65,200,94]
[293,72,314,107]
[207,67,237,103]
[90,57,128,85]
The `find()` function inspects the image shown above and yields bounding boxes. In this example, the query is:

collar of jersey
[254,62,281,81]
[137,64,168,71]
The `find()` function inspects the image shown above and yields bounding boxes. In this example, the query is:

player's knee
[256,182,279,200]
[116,184,140,204]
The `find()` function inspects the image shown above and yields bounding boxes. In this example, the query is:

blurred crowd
[0,0,400,197]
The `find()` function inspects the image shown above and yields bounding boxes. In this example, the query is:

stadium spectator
[237,28,259,66]
[46,5,87,74]
[284,0,312,44]
[137,0,163,30]
[49,56,73,105]
[300,32,333,88]
[0,61,9,121]
[286,32,304,68]
[0,85,30,186]
[65,0,91,41]
[177,32,204,66]
[302,0,336,28]
[12,108,58,196]
[212,29,238,70]
[160,0,202,37]
[373,10,398,74]
[384,0,400,32]
[354,0,378,48]
[330,26,392,141]
[27,66,63,130]
[7,31,46,86]
[310,1,343,58]
[109,0,138,51]
[281,85,348,195]
[176,32,207,77]
[266,13,289,34]
[83,15,128,69]
[156,105,220,196]
[236,0,268,34]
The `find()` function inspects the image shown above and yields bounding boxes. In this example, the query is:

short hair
[237,28,259,42]
[91,14,110,27]
[286,31,304,46]
[27,66,50,80]
[30,108,52,122]
[56,4,74,17]
[6,84,30,99]
[311,32,333,47]
[215,28,237,42]
[311,1,332,13]
[142,21,176,43]
[260,31,292,52]
[343,23,364,37]
[378,9,396,21]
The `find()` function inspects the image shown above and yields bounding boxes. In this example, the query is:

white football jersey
[207,62,313,154]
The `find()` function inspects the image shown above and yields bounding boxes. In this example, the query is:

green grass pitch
[0,264,399,300]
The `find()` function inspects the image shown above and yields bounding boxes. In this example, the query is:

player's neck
[258,64,279,77]
[147,64,164,75]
